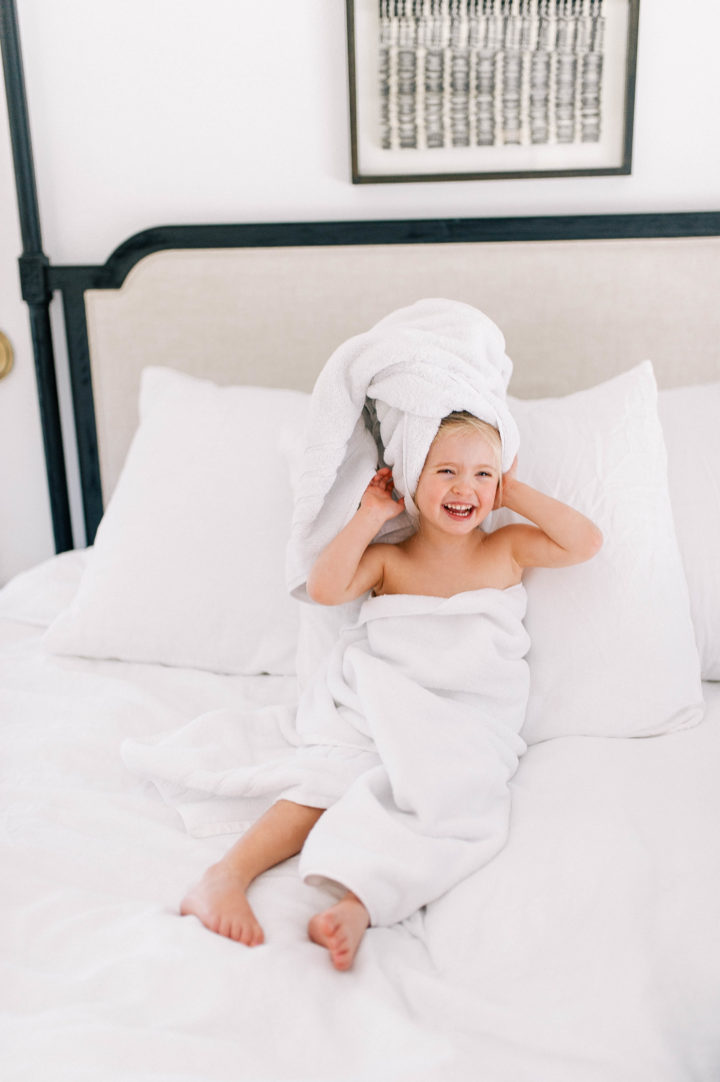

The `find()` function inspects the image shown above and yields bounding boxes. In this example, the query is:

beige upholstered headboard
[84,235,720,503]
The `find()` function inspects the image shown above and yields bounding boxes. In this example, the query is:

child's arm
[306,468,405,605]
[498,460,603,570]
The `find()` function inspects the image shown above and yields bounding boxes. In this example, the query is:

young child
[180,411,602,970]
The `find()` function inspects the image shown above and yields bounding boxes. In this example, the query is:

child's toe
[238,924,255,946]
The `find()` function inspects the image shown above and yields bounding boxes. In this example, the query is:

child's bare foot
[180,862,264,946]
[308,891,370,971]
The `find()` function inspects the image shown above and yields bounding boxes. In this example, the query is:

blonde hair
[436,411,503,502]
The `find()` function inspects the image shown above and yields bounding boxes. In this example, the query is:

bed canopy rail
[1,0,71,550]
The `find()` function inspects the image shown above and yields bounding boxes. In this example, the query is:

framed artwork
[346,0,640,183]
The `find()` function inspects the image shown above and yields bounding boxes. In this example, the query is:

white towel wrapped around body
[295,585,531,926]
[286,298,520,599]
[123,584,530,926]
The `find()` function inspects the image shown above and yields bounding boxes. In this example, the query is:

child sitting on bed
[180,411,602,970]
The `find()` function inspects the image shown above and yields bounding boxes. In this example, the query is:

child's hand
[494,456,518,510]
[360,467,406,523]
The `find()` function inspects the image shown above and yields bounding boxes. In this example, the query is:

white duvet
[2,556,720,1082]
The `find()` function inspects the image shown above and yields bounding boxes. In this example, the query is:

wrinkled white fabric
[124,586,530,925]
[5,557,720,1082]
[293,586,530,925]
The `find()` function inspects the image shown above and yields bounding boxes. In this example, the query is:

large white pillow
[504,362,704,743]
[658,381,720,681]
[45,368,310,675]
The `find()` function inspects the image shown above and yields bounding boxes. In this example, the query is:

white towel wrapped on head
[286,298,519,599]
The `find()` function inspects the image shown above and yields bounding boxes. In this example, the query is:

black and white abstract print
[378,0,605,152]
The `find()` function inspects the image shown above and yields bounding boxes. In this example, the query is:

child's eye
[438,468,454,475]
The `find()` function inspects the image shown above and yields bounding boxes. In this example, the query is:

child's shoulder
[369,539,404,554]
[369,540,409,565]
[480,523,536,573]
[485,523,536,545]
[368,538,421,578]
[482,523,514,546]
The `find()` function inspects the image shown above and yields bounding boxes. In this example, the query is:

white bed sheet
[2,555,720,1082]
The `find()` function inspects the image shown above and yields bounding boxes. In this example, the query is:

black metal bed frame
[2,0,719,551]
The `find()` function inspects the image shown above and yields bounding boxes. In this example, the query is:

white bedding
[2,555,720,1082]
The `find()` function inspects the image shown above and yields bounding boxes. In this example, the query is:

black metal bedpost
[1,0,73,551]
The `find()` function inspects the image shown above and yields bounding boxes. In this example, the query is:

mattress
[2,553,719,1081]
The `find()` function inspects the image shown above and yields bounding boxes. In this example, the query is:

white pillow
[45,368,310,675]
[503,362,704,743]
[658,381,720,681]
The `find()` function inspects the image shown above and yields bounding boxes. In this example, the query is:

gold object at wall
[0,332,14,380]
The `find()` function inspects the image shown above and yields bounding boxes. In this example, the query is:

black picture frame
[347,0,640,184]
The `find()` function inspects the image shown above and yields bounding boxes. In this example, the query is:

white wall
[0,72,54,581]
[1,0,719,581]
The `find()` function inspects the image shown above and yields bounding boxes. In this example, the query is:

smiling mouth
[442,503,476,519]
